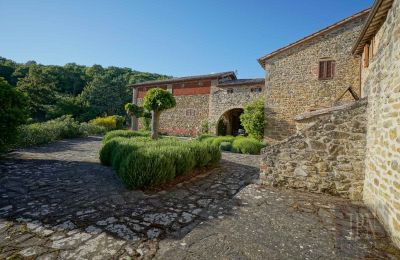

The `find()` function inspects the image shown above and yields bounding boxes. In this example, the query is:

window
[251,87,262,93]
[364,44,370,68]
[185,109,196,117]
[227,88,233,94]
[318,60,335,80]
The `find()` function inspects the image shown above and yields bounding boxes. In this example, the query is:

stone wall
[137,94,210,136]
[362,0,400,247]
[208,83,263,134]
[263,14,367,142]
[260,100,367,200]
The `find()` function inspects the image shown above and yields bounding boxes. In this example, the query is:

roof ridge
[257,8,370,67]
[130,71,236,87]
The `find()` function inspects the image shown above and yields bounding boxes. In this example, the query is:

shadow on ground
[0,138,259,258]
[1,137,399,259]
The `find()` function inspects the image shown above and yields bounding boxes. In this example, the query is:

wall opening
[217,108,244,136]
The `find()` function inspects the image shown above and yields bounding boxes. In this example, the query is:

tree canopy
[143,88,176,112]
[0,56,170,122]
[0,78,29,151]
[143,88,176,139]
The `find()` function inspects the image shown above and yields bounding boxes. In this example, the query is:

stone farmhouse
[131,0,399,247]
[130,72,264,136]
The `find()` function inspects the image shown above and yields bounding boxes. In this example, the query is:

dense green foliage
[15,115,106,148]
[100,131,221,189]
[0,57,169,122]
[143,88,176,112]
[102,129,150,143]
[231,137,266,155]
[0,78,29,151]
[240,98,265,140]
[89,115,125,131]
[143,88,176,139]
[125,102,151,130]
[219,141,232,152]
[197,134,266,155]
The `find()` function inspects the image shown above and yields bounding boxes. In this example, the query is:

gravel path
[0,136,399,259]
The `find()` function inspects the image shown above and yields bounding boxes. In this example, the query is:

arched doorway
[217,108,244,136]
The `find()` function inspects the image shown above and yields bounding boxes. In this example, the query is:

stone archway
[217,108,244,136]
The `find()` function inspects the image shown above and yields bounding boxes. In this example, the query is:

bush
[240,97,265,140]
[78,122,107,136]
[231,137,266,155]
[14,115,107,149]
[219,141,232,151]
[211,136,235,147]
[89,115,125,131]
[103,129,150,143]
[197,134,266,155]
[195,134,215,142]
[100,135,221,189]
[139,117,151,131]
[0,78,29,152]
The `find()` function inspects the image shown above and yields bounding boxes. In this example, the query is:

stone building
[260,0,399,247]
[130,72,264,136]
[258,9,369,142]
[352,0,400,248]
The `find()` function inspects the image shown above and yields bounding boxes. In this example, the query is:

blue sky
[0,0,373,78]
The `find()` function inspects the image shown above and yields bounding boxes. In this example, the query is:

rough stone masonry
[260,100,367,200]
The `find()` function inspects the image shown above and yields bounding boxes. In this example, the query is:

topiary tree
[240,97,265,140]
[0,78,29,152]
[125,103,151,131]
[125,103,141,130]
[143,88,176,139]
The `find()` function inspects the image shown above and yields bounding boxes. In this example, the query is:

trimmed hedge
[103,130,150,143]
[232,137,266,155]
[100,134,221,189]
[219,141,232,151]
[197,134,266,155]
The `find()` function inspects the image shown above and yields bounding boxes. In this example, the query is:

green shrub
[99,137,126,166]
[207,143,222,165]
[168,145,196,176]
[103,130,150,143]
[89,115,125,131]
[240,97,265,140]
[196,134,215,142]
[15,115,83,148]
[140,117,151,131]
[100,137,221,189]
[231,137,266,155]
[13,116,109,149]
[118,146,176,188]
[219,141,232,151]
[78,122,107,136]
[0,78,29,152]
[211,136,235,147]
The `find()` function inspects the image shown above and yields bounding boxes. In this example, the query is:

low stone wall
[260,99,367,200]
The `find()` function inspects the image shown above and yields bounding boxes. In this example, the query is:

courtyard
[0,137,399,259]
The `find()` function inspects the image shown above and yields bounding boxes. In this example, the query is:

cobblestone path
[0,137,399,259]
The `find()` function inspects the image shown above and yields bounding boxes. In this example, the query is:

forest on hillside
[0,57,170,122]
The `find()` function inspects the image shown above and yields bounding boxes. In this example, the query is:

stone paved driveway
[0,136,399,259]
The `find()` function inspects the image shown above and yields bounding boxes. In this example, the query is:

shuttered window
[318,60,335,80]
[364,44,370,68]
